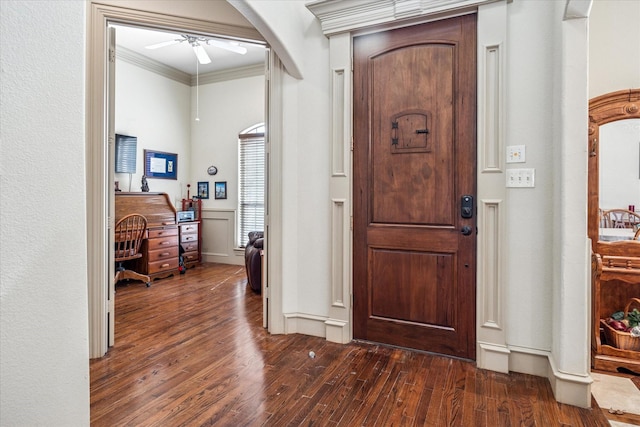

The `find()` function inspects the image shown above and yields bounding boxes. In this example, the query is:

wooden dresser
[179,221,200,267]
[115,192,179,281]
[180,198,202,268]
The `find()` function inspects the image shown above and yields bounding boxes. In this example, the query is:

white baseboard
[202,253,243,266]
[283,312,327,338]
[508,345,592,408]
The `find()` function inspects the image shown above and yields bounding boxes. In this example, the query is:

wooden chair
[114,213,151,287]
[601,209,640,229]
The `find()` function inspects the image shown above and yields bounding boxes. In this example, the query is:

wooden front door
[353,15,477,360]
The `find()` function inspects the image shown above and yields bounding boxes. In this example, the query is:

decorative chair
[601,209,640,229]
[114,213,151,287]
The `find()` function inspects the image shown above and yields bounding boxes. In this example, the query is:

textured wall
[0,1,90,425]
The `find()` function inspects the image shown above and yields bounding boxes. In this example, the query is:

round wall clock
[207,166,218,175]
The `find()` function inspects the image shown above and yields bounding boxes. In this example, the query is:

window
[238,123,265,247]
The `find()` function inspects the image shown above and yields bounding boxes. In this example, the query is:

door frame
[86,2,284,357]
[309,0,510,368]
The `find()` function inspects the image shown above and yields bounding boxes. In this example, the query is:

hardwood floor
[91,263,611,426]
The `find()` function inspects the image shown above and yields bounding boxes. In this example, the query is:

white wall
[189,75,264,213]
[503,1,557,351]
[0,1,90,425]
[589,0,640,98]
[278,10,331,316]
[115,59,191,204]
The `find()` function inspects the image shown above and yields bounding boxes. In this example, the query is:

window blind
[238,132,265,247]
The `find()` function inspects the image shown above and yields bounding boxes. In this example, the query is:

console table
[115,192,179,281]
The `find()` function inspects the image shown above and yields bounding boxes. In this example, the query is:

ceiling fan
[145,35,247,65]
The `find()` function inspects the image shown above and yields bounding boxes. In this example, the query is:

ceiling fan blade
[206,39,247,55]
[145,39,182,50]
[192,44,211,64]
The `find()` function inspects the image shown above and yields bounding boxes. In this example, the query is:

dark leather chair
[244,231,263,293]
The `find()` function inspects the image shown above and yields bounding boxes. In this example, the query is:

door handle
[461,226,473,236]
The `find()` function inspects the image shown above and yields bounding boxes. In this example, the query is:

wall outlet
[506,168,535,188]
[506,145,526,163]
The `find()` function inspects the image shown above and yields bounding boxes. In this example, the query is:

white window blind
[238,125,265,247]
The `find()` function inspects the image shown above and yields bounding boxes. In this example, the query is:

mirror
[599,118,640,210]
[588,88,640,251]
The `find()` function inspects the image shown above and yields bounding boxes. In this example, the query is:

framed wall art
[215,181,227,199]
[144,149,178,180]
[197,181,209,199]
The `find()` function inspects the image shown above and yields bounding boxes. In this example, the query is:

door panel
[353,15,477,360]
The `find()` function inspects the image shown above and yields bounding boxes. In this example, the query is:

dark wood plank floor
[91,263,612,426]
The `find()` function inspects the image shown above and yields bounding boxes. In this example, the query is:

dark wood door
[353,15,477,360]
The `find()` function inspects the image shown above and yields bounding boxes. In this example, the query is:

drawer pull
[161,263,170,268]
[161,252,170,256]
[160,241,171,245]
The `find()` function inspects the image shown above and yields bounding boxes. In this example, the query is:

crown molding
[192,64,265,86]
[117,47,264,86]
[307,0,503,35]
[116,46,191,85]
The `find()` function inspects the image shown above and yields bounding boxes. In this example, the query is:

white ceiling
[113,24,266,76]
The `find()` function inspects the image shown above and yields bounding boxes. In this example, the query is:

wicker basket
[601,297,640,351]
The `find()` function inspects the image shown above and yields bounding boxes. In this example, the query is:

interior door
[353,15,477,360]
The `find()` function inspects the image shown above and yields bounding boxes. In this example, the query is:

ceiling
[113,24,266,76]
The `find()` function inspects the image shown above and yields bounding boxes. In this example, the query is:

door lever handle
[461,226,473,236]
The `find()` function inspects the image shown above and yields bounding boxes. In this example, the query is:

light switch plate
[506,168,535,188]
[506,145,526,163]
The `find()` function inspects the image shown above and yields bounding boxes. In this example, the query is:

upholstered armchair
[244,231,264,293]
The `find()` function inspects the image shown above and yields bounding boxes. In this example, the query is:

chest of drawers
[179,221,201,268]
[143,225,179,277]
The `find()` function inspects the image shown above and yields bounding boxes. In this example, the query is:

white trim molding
[307,0,502,36]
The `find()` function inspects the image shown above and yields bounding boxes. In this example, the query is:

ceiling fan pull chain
[195,58,200,122]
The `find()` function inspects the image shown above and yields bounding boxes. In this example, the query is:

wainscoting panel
[200,209,243,265]
[480,42,503,173]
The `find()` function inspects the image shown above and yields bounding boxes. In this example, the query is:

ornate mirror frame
[588,88,640,252]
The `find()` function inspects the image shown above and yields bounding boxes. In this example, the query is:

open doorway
[109,22,267,346]
[86,3,283,358]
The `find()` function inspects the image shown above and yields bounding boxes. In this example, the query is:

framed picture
[215,181,227,200]
[144,150,178,180]
[197,181,209,199]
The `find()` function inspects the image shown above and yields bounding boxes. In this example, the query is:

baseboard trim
[283,312,326,338]
[477,341,511,373]
[325,319,350,344]
[202,253,243,266]
[508,345,592,408]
